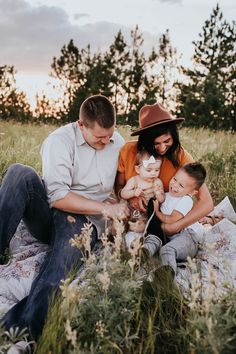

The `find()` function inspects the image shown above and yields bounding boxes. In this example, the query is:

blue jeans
[0,164,98,338]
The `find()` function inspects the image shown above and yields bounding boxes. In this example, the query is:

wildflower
[95,320,105,337]
[206,317,214,334]
[69,234,84,249]
[65,319,77,347]
[60,278,79,316]
[69,222,93,260]
[111,218,126,259]
[97,270,111,292]
[100,230,112,258]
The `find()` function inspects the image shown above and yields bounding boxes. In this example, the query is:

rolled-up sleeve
[40,134,74,207]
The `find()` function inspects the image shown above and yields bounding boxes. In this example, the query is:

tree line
[0,4,235,130]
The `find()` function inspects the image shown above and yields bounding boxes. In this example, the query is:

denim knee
[3,164,39,187]
[51,210,98,269]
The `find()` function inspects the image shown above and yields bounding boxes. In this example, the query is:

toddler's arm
[153,178,165,203]
[153,200,184,224]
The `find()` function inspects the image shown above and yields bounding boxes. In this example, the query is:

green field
[1,121,236,207]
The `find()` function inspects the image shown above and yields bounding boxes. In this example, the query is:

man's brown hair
[79,95,115,128]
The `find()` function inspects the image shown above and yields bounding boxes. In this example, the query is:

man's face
[79,121,114,150]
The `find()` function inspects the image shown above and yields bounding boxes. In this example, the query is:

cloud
[0,0,158,74]
[154,0,181,3]
[74,13,90,20]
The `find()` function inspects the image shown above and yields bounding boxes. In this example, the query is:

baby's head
[169,162,206,197]
[135,151,162,181]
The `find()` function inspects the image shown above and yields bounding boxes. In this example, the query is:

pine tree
[177,4,236,130]
[0,65,32,121]
[144,29,181,112]
[51,39,88,122]
[51,40,115,122]
[157,29,180,110]
[124,25,148,125]
[106,30,130,116]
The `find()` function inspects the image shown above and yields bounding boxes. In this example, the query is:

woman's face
[153,133,173,155]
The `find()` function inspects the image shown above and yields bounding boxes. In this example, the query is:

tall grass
[0,121,55,179]
[1,121,236,206]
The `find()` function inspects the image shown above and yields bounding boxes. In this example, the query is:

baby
[120,151,164,202]
[120,151,165,247]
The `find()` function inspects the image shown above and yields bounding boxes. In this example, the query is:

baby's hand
[154,180,164,192]
[134,187,143,197]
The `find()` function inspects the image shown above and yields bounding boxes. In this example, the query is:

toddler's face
[169,169,197,197]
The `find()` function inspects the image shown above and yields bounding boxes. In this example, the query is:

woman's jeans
[0,164,97,339]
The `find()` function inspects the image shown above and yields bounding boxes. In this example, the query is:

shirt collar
[75,122,86,146]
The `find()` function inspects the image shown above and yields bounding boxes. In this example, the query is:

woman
[115,103,214,235]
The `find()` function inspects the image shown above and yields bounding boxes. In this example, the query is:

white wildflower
[95,320,105,337]
[65,319,77,347]
[97,270,111,292]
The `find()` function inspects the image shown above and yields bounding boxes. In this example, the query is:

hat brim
[130,118,185,136]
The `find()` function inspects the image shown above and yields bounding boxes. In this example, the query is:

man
[0,95,129,338]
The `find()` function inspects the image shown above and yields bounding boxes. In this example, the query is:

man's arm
[41,131,130,219]
[53,192,130,219]
[162,184,214,235]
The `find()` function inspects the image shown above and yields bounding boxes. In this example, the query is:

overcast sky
[0,0,235,103]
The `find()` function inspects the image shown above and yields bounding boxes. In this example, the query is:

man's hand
[103,202,130,219]
[128,196,147,212]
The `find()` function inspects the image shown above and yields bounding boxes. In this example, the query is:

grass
[0,121,55,178]
[1,121,236,206]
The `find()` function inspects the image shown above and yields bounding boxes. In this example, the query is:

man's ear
[78,120,84,130]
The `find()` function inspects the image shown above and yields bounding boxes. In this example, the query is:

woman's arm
[162,183,214,235]
[156,210,184,224]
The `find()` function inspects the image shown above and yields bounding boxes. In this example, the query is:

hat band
[141,117,175,129]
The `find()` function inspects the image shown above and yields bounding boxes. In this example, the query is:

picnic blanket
[0,197,236,318]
